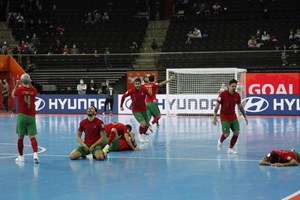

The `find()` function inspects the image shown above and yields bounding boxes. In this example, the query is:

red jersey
[143,82,159,103]
[267,150,298,163]
[14,86,38,116]
[104,122,128,136]
[120,86,151,112]
[217,90,241,121]
[78,118,105,145]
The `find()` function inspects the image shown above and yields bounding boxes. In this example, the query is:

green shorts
[221,120,240,134]
[109,139,120,151]
[133,111,149,123]
[293,150,300,162]
[76,136,108,156]
[146,102,160,117]
[16,113,37,137]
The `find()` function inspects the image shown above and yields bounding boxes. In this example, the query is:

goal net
[166,68,247,116]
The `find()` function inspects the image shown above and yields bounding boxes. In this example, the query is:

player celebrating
[103,122,140,153]
[12,73,40,163]
[69,106,107,160]
[259,149,300,167]
[143,74,175,128]
[213,79,248,154]
[120,78,153,143]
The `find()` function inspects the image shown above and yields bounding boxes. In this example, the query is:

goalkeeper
[143,74,175,127]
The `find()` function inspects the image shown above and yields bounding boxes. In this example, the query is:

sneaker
[33,152,39,164]
[143,134,149,142]
[227,148,238,155]
[138,134,146,143]
[15,155,25,162]
[217,139,222,151]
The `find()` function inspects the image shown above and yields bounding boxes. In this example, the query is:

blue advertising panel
[35,94,118,114]
[243,95,300,115]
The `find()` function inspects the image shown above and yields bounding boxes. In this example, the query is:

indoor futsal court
[0,113,299,200]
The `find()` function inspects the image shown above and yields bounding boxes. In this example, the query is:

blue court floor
[0,114,299,200]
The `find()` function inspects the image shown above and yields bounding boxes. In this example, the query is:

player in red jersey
[103,122,140,153]
[143,74,175,128]
[69,106,108,160]
[12,73,40,163]
[213,79,248,154]
[259,149,300,167]
[120,78,153,143]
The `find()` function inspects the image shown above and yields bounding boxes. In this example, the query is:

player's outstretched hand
[134,147,141,151]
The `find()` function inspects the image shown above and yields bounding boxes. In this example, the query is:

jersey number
[24,95,31,108]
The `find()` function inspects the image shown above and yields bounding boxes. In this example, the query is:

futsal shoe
[217,139,222,151]
[227,148,237,155]
[33,152,39,164]
[15,155,25,162]
[138,134,146,143]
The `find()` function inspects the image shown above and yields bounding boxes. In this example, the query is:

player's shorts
[133,111,149,123]
[146,102,160,117]
[221,120,240,134]
[16,113,37,137]
[109,139,120,151]
[293,150,300,162]
[76,143,105,157]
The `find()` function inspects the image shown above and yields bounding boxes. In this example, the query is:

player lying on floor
[103,122,141,153]
[259,149,300,167]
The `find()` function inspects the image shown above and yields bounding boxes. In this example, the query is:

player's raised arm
[159,74,175,87]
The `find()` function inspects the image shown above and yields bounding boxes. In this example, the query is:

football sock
[17,138,24,156]
[30,137,38,152]
[230,135,238,148]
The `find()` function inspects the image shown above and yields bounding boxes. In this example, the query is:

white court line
[1,153,259,162]
[0,143,46,159]
[282,190,300,200]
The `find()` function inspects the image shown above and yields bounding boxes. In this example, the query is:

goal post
[166,68,247,116]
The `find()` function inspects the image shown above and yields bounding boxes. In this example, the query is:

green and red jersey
[217,90,241,121]
[104,122,128,137]
[14,86,37,116]
[267,150,298,163]
[143,82,159,103]
[78,118,105,145]
[120,86,152,112]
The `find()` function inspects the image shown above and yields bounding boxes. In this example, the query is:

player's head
[267,152,280,163]
[125,124,132,132]
[87,106,97,117]
[134,78,142,90]
[149,75,155,82]
[143,74,150,83]
[228,79,238,93]
[21,73,31,85]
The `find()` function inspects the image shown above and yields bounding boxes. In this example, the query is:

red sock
[230,135,238,148]
[139,126,148,134]
[107,131,116,145]
[30,137,38,153]
[17,138,24,156]
[220,134,226,143]
[151,116,160,124]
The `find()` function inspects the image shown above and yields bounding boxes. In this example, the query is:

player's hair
[268,152,280,163]
[149,75,155,82]
[90,105,97,113]
[21,73,31,84]
[134,78,142,83]
[125,124,132,132]
[229,79,238,85]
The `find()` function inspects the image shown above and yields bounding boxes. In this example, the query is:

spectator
[56,25,65,35]
[70,44,80,54]
[129,41,139,53]
[63,45,70,54]
[187,27,202,38]
[104,48,112,68]
[77,79,87,95]
[151,39,158,52]
[87,79,98,94]
[294,29,300,40]
[102,12,109,22]
[248,36,263,48]
[289,29,294,40]
[0,79,9,112]
[281,46,288,66]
